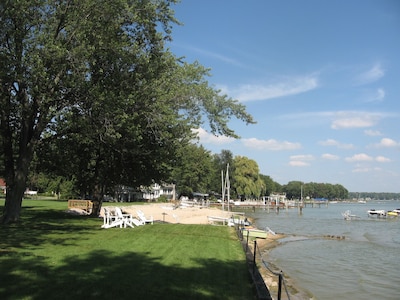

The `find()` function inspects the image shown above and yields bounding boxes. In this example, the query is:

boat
[367,209,386,217]
[387,209,399,217]
[342,210,360,220]
[241,228,268,239]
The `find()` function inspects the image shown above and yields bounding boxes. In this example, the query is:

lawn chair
[137,210,154,224]
[101,207,124,228]
[114,207,135,228]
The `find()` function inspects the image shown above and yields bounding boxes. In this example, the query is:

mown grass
[0,199,255,300]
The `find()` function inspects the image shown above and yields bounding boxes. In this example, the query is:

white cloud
[321,153,340,160]
[331,111,383,129]
[318,139,354,149]
[242,138,301,150]
[375,156,391,163]
[229,75,318,102]
[345,153,374,162]
[289,161,310,167]
[364,129,382,136]
[346,153,392,163]
[372,138,400,148]
[289,154,314,161]
[289,154,314,167]
[356,63,384,85]
[192,128,235,145]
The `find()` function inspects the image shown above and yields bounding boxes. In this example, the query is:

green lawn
[0,199,255,300]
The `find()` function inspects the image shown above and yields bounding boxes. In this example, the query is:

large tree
[232,156,264,200]
[170,143,214,196]
[0,0,254,223]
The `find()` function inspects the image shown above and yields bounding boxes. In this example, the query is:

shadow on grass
[1,207,98,249]
[0,207,254,300]
[1,248,253,300]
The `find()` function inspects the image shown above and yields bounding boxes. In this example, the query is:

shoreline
[254,234,315,300]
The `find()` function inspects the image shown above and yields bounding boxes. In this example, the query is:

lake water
[244,201,400,300]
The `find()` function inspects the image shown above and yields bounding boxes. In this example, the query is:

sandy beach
[102,203,233,225]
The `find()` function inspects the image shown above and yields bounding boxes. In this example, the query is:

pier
[210,200,329,212]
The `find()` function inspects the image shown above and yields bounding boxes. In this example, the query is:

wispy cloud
[331,111,384,129]
[225,75,318,102]
[371,138,400,148]
[289,154,314,167]
[177,44,243,67]
[289,161,310,167]
[192,128,235,145]
[242,138,301,151]
[321,153,340,160]
[345,153,392,162]
[374,88,385,102]
[345,153,374,162]
[279,110,390,130]
[356,63,384,85]
[375,156,391,163]
[364,129,382,136]
[318,139,354,149]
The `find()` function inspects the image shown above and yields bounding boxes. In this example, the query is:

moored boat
[367,209,386,217]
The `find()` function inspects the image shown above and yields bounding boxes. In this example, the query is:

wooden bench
[68,200,93,213]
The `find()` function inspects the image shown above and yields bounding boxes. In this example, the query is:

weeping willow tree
[232,156,264,200]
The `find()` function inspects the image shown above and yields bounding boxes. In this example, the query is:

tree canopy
[0,0,255,223]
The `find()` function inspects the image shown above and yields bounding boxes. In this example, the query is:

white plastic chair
[114,207,135,228]
[101,207,124,228]
[137,210,154,224]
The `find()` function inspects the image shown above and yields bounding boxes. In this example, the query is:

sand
[107,203,233,224]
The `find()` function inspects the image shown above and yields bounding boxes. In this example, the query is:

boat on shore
[367,209,386,217]
[242,228,268,239]
[342,210,360,220]
[241,227,275,239]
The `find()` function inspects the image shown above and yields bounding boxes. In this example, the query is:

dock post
[253,240,257,274]
[278,271,283,300]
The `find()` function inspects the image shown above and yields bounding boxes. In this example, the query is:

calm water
[244,201,400,300]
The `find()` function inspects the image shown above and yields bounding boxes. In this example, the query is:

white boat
[342,210,360,220]
[367,209,386,217]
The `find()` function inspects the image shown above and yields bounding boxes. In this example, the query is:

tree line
[26,145,349,202]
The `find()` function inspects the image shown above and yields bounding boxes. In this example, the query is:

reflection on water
[241,201,400,300]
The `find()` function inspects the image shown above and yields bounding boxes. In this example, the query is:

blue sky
[168,0,400,193]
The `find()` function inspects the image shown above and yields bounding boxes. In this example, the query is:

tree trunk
[1,174,26,224]
[90,184,103,217]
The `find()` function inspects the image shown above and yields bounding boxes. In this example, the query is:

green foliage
[232,156,264,199]
[1,0,255,222]
[283,181,348,200]
[170,143,214,195]
[260,174,282,196]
